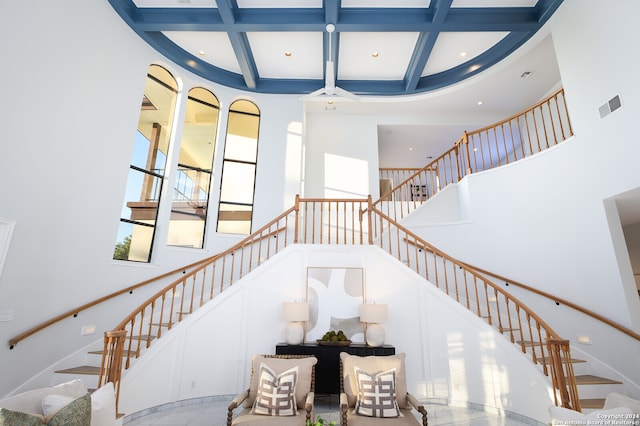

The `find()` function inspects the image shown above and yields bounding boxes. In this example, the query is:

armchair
[227,354,318,426]
[340,352,427,426]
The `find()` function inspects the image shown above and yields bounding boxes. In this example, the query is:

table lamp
[282,301,309,345]
[360,303,388,347]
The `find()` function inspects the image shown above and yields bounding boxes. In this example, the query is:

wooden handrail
[373,207,560,338]
[90,197,581,411]
[8,256,213,349]
[369,206,580,409]
[16,88,581,411]
[12,89,571,350]
[460,263,640,342]
[403,238,640,342]
[373,88,572,224]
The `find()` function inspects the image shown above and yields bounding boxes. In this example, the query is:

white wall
[119,245,553,423]
[303,114,379,198]
[2,0,640,416]
[0,0,303,397]
[400,0,640,391]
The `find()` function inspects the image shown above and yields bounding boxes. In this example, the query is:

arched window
[167,88,220,249]
[114,65,178,262]
[217,100,260,235]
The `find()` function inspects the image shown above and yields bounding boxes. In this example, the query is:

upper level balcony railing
[376,88,573,223]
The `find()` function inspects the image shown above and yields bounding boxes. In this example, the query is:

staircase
[461,266,638,411]
[11,87,635,415]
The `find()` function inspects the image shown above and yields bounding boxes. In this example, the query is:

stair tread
[540,357,586,365]
[581,398,606,409]
[88,349,138,356]
[516,340,543,347]
[55,365,100,375]
[575,374,622,385]
[131,335,156,340]
[149,322,173,327]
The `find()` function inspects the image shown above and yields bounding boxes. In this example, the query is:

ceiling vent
[599,94,622,119]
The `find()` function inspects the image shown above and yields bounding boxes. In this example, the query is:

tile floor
[123,395,543,426]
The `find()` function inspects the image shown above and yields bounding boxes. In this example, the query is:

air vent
[599,94,622,119]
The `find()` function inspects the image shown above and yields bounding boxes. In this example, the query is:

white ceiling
[308,33,562,168]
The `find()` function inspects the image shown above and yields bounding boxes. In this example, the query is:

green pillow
[46,393,91,426]
[0,408,45,425]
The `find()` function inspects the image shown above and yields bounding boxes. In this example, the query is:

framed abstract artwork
[305,267,365,343]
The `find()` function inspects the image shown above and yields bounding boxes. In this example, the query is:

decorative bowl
[316,339,351,346]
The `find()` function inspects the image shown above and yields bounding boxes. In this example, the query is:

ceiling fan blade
[334,86,360,101]
[299,87,326,100]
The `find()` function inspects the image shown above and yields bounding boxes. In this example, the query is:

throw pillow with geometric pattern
[251,363,298,416]
[354,367,402,418]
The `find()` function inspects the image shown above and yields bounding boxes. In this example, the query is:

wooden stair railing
[14,90,579,412]
[8,256,214,349]
[460,263,640,343]
[97,197,581,412]
[375,88,573,225]
[368,205,581,411]
[98,330,127,414]
[10,89,572,351]
[99,197,371,406]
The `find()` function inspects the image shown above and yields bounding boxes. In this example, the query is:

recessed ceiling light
[460,51,468,58]
[285,51,292,57]
[327,100,334,105]
[409,147,413,151]
[477,101,483,106]
[198,50,206,56]
[372,52,379,58]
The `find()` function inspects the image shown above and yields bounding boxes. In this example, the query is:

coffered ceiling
[108,0,564,97]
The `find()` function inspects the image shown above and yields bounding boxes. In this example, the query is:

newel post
[462,131,472,176]
[294,194,300,244]
[546,337,581,412]
[99,330,127,414]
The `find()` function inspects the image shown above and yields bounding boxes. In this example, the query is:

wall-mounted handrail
[8,257,213,349]
[460,263,640,342]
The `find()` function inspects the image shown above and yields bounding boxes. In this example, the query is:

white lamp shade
[360,303,388,323]
[282,302,309,321]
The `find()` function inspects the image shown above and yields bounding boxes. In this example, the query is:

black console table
[275,342,395,395]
